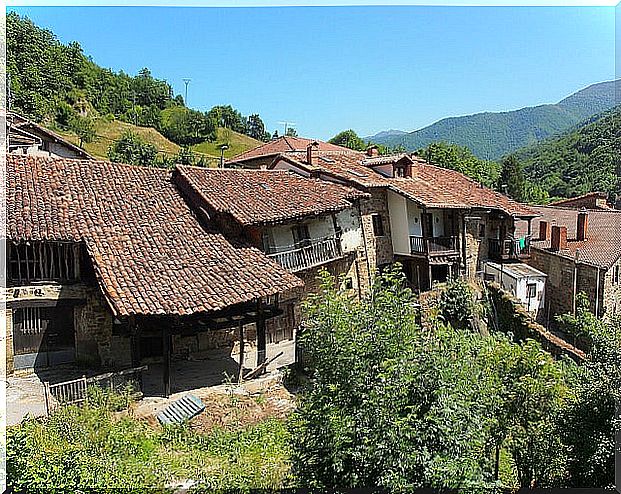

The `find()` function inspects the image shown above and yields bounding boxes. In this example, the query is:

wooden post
[129,315,139,367]
[162,324,171,398]
[256,299,267,372]
[238,322,245,384]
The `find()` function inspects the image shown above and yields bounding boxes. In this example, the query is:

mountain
[367,80,619,160]
[515,106,620,199]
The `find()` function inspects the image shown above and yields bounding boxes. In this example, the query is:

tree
[69,114,96,148]
[328,129,366,151]
[285,127,298,137]
[245,114,270,142]
[107,130,158,167]
[498,154,526,202]
[206,105,246,133]
[289,271,573,491]
[419,142,501,188]
[159,106,217,145]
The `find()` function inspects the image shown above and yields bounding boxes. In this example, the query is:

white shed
[482,261,547,317]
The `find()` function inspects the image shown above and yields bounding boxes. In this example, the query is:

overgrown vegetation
[290,270,618,490]
[7,387,292,492]
[329,129,404,155]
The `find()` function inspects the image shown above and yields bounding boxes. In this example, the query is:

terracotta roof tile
[256,151,537,217]
[175,166,367,226]
[230,136,356,161]
[6,155,302,316]
[517,206,621,269]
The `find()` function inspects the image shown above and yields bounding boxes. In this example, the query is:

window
[342,277,354,290]
[478,222,486,238]
[291,224,311,248]
[8,241,81,284]
[371,214,385,237]
[262,231,275,254]
[613,265,620,285]
[526,283,537,299]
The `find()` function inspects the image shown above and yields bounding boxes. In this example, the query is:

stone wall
[603,258,621,319]
[4,308,14,374]
[359,188,394,279]
[74,287,129,369]
[526,247,613,323]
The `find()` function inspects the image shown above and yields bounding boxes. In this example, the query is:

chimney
[551,225,568,251]
[576,209,589,241]
[306,141,318,166]
[539,220,550,241]
[366,145,379,157]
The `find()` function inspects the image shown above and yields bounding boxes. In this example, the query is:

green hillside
[192,127,261,159]
[7,12,270,165]
[368,80,619,160]
[515,107,620,199]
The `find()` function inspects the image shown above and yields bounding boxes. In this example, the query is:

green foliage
[289,268,574,490]
[498,154,526,202]
[419,141,501,188]
[206,105,246,133]
[245,113,271,142]
[285,127,298,137]
[107,130,159,167]
[515,107,621,200]
[438,279,476,329]
[68,114,96,147]
[159,106,217,146]
[559,317,620,488]
[7,395,291,492]
[329,129,367,151]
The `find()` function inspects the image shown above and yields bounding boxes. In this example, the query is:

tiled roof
[8,111,94,160]
[230,136,355,161]
[517,206,621,269]
[548,192,612,210]
[6,155,302,316]
[175,166,367,226]
[264,152,536,217]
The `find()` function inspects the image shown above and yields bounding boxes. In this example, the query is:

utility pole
[277,121,296,136]
[182,78,191,106]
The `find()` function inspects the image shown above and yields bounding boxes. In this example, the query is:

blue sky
[10,5,617,139]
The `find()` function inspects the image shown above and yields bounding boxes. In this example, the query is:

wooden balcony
[409,235,460,257]
[488,237,531,261]
[267,236,342,273]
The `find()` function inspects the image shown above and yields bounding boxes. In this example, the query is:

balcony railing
[488,237,531,260]
[268,236,342,273]
[409,235,459,256]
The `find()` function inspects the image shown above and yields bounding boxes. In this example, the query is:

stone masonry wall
[74,287,130,369]
[603,257,621,319]
[359,188,394,280]
[4,308,13,374]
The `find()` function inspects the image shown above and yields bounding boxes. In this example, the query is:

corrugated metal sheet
[157,394,205,425]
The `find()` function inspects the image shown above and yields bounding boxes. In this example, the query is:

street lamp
[219,144,230,168]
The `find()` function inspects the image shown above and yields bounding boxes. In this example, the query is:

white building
[483,261,547,317]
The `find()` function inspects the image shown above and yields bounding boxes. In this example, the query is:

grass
[55,119,260,163]
[55,118,182,160]
[191,127,261,159]
[7,392,292,492]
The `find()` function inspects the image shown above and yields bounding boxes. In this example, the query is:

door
[13,305,76,369]
[423,213,434,238]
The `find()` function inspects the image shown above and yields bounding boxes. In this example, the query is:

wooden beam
[256,299,267,370]
[238,322,245,384]
[163,324,171,398]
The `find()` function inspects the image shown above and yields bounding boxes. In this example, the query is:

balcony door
[422,213,434,238]
[292,224,311,249]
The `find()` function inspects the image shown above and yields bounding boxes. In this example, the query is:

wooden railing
[44,365,148,414]
[409,235,459,256]
[268,237,342,272]
[488,237,531,260]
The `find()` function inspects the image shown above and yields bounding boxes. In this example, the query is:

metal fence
[44,365,148,414]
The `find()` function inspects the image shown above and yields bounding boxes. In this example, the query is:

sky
[10,5,618,140]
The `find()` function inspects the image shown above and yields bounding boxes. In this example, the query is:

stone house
[228,138,537,291]
[5,155,302,396]
[517,206,621,324]
[7,111,93,160]
[172,166,371,341]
